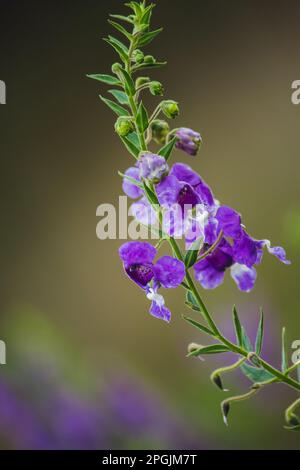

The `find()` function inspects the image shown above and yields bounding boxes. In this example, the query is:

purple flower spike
[176,128,202,156]
[138,153,169,183]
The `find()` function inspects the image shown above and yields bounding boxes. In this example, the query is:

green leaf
[103,38,128,63]
[126,1,142,17]
[108,35,129,55]
[108,89,129,105]
[108,20,132,41]
[126,132,140,148]
[110,14,134,24]
[99,95,130,117]
[86,74,121,86]
[120,136,140,159]
[143,183,159,206]
[255,309,264,355]
[137,28,163,47]
[240,363,275,384]
[158,137,178,161]
[183,316,215,337]
[186,291,200,312]
[133,61,167,72]
[281,327,288,372]
[188,344,230,358]
[136,102,149,133]
[140,4,155,25]
[118,171,143,189]
[232,306,243,346]
[185,301,201,312]
[119,68,136,96]
[184,237,202,269]
[241,326,253,352]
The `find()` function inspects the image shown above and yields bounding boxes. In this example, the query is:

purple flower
[176,128,202,156]
[122,167,143,200]
[138,153,169,183]
[193,205,291,292]
[119,242,185,322]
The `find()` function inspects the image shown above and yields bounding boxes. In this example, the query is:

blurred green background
[0,0,300,449]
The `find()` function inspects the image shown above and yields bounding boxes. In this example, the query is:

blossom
[176,128,202,156]
[138,153,169,183]
[193,206,291,292]
[119,242,185,322]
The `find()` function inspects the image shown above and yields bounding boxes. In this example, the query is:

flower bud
[115,117,134,137]
[176,128,202,156]
[138,152,169,183]
[136,77,150,88]
[132,49,144,64]
[149,81,164,96]
[111,62,122,75]
[161,100,179,119]
[144,55,156,64]
[151,120,170,144]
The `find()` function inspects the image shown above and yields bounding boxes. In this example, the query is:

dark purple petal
[233,233,258,267]
[154,256,186,288]
[216,206,243,238]
[177,184,200,209]
[122,167,143,199]
[204,217,218,245]
[126,263,154,287]
[230,264,257,292]
[194,259,225,289]
[156,175,182,207]
[193,181,215,208]
[119,242,157,268]
[170,163,201,186]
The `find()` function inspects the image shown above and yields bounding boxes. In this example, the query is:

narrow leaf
[255,309,264,355]
[158,137,178,161]
[281,327,288,372]
[108,89,129,105]
[119,68,136,96]
[186,291,200,312]
[136,101,149,133]
[137,28,163,47]
[140,4,155,25]
[241,327,252,352]
[240,363,275,383]
[86,74,121,86]
[143,183,159,206]
[126,132,140,148]
[103,38,128,63]
[108,35,129,54]
[118,171,143,189]
[232,305,243,346]
[108,20,132,41]
[133,61,167,72]
[109,14,134,24]
[184,238,202,269]
[185,301,201,312]
[99,95,129,117]
[120,136,140,159]
[183,316,215,337]
[188,344,230,358]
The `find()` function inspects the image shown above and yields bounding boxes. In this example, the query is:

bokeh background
[0,0,300,449]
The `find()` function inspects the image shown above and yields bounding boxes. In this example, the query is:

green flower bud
[144,55,156,64]
[114,117,134,137]
[132,49,144,64]
[149,81,164,96]
[135,77,150,88]
[111,62,122,75]
[151,120,170,144]
[161,100,179,119]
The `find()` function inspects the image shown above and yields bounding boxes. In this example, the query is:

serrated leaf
[136,102,149,133]
[183,316,215,337]
[120,136,140,159]
[118,171,144,189]
[103,38,128,63]
[240,363,275,383]
[108,35,129,55]
[232,306,243,346]
[137,28,163,47]
[241,327,252,352]
[87,74,121,86]
[119,68,136,96]
[110,14,134,24]
[108,20,132,41]
[108,89,129,105]
[99,95,129,117]
[188,344,230,358]
[143,183,159,206]
[158,137,178,161]
[281,327,288,372]
[255,309,264,355]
